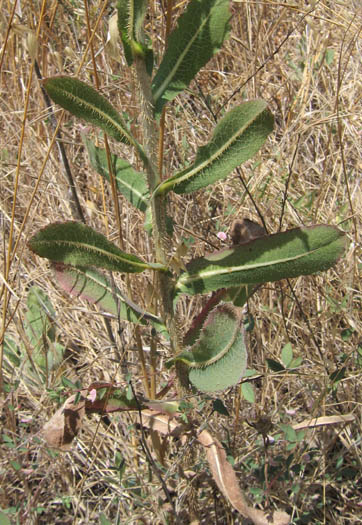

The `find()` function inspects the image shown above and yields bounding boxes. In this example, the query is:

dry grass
[0,1,361,524]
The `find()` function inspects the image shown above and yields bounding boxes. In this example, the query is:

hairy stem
[133,55,181,357]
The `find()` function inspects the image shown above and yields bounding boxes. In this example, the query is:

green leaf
[10,460,22,471]
[280,423,297,443]
[86,385,139,413]
[243,314,255,332]
[117,0,146,64]
[43,76,135,145]
[175,225,348,296]
[171,303,247,392]
[289,356,303,368]
[245,368,258,377]
[144,399,180,415]
[241,382,255,403]
[356,346,362,368]
[25,286,56,348]
[52,263,166,332]
[151,0,231,117]
[22,286,65,372]
[83,136,149,212]
[212,398,230,416]
[266,359,285,372]
[296,430,305,442]
[281,342,293,368]
[143,205,174,236]
[99,513,112,525]
[330,367,346,384]
[29,341,65,372]
[3,337,21,369]
[2,434,15,448]
[155,101,274,195]
[225,284,258,308]
[0,511,11,525]
[28,222,165,273]
[325,48,335,66]
[117,0,153,73]
[61,376,81,390]
[53,263,134,318]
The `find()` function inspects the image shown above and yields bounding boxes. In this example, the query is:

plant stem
[133,55,181,356]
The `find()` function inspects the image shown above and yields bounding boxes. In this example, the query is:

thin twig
[130,382,176,513]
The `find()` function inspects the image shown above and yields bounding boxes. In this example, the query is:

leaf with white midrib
[151,0,231,116]
[44,77,131,141]
[28,222,166,274]
[154,101,274,195]
[43,77,149,167]
[175,225,348,296]
[152,9,212,102]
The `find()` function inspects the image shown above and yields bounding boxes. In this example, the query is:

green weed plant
[24,1,349,521]
[28,0,347,395]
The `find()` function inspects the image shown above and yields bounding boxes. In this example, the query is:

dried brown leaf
[197,429,290,525]
[292,413,355,430]
[139,409,186,438]
[42,393,86,450]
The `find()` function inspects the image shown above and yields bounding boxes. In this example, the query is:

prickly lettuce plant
[28,1,347,521]
[28,0,347,394]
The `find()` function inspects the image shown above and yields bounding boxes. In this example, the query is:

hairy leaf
[175,225,348,296]
[151,0,231,116]
[155,101,273,195]
[43,76,134,144]
[183,288,227,347]
[143,205,174,236]
[29,222,165,273]
[53,263,166,333]
[225,284,258,307]
[83,137,149,212]
[171,303,247,392]
[117,0,153,73]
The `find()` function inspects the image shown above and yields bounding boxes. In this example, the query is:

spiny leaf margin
[43,76,134,145]
[154,101,274,195]
[28,222,165,273]
[151,0,231,117]
[169,303,248,393]
[117,0,153,73]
